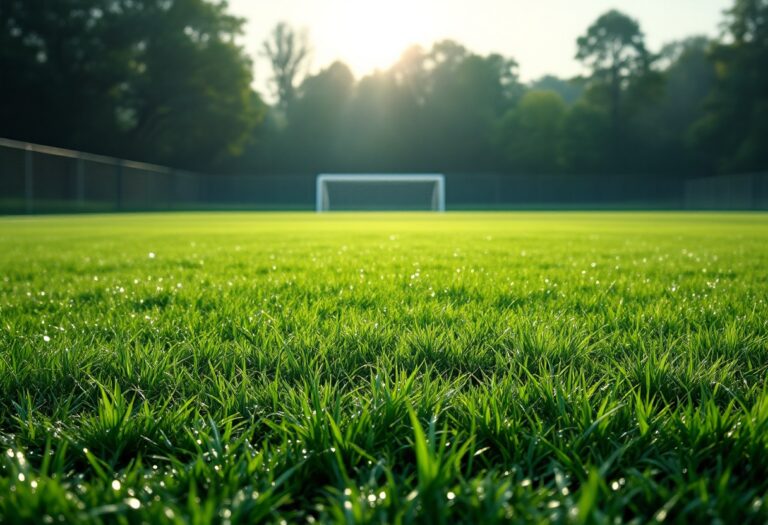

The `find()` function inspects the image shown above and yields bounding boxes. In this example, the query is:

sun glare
[322,0,436,74]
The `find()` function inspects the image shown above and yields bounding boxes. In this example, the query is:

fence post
[76,155,85,208]
[169,170,176,210]
[752,172,760,210]
[24,146,34,214]
[115,160,123,211]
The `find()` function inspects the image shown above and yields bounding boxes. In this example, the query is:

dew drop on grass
[125,498,141,509]
[148,252,156,259]
[43,335,50,342]
[447,491,456,500]
[112,480,121,491]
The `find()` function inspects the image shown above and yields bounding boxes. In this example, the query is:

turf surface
[1,212,767,523]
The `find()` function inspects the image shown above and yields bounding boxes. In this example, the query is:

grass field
[1,212,768,523]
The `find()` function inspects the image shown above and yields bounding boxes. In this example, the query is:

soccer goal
[316,174,446,212]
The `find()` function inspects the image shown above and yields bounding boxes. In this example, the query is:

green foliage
[284,62,356,171]
[253,7,763,179]
[561,102,611,174]
[652,38,718,173]
[691,0,768,173]
[1,0,766,179]
[421,48,521,171]
[252,40,523,173]
[497,91,568,173]
[1,212,768,522]
[118,0,261,168]
[575,10,654,171]
[576,10,652,84]
[529,76,584,105]
[0,0,260,171]
[261,22,312,111]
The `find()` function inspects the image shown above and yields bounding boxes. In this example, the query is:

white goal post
[316,174,446,212]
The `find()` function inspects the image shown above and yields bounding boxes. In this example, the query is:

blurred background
[1,0,766,213]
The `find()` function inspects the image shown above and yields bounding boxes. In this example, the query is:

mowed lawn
[1,212,767,523]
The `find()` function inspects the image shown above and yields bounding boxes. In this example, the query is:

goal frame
[315,174,446,212]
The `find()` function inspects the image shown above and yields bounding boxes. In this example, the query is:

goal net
[316,174,446,212]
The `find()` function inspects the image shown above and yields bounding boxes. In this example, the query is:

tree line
[1,0,766,177]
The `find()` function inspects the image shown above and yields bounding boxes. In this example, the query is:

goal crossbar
[316,174,446,212]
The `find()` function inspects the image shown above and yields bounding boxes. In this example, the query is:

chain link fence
[0,137,209,214]
[684,172,768,210]
[1,137,766,213]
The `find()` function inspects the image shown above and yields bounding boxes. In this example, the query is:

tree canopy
[1,1,765,177]
[690,0,768,172]
[261,22,311,112]
[0,0,261,170]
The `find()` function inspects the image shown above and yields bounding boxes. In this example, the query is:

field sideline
[1,212,767,523]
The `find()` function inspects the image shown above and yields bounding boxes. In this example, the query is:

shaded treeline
[0,0,260,169]
[1,0,766,176]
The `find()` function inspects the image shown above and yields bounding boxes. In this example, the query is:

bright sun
[321,0,436,74]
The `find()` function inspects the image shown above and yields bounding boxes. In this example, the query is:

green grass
[1,212,767,524]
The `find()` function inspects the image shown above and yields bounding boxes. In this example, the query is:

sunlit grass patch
[0,212,767,523]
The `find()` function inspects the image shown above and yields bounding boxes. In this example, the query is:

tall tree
[421,41,521,171]
[0,0,260,170]
[0,0,123,151]
[283,61,355,170]
[561,102,611,174]
[576,10,652,140]
[118,0,259,169]
[497,91,567,173]
[646,37,717,175]
[336,71,403,171]
[391,45,430,106]
[529,75,584,105]
[691,0,768,172]
[261,22,311,111]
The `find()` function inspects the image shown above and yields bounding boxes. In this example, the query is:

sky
[227,0,732,98]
